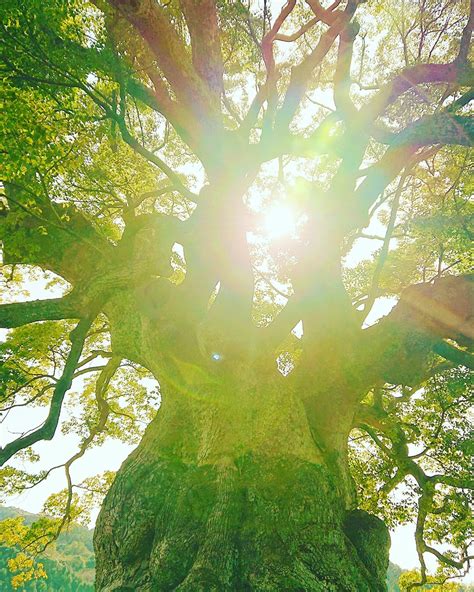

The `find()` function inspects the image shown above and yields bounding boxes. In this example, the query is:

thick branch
[259,298,302,351]
[275,11,350,131]
[361,0,473,125]
[433,341,474,369]
[393,274,474,343]
[179,0,223,99]
[361,62,473,124]
[0,295,81,329]
[457,0,474,64]
[99,5,203,147]
[125,76,172,116]
[333,20,359,118]
[305,0,343,26]
[107,0,221,128]
[250,0,299,141]
[0,317,93,466]
[363,274,474,385]
[390,114,474,148]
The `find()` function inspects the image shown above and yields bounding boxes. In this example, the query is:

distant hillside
[0,506,94,591]
[0,506,472,591]
[387,561,403,591]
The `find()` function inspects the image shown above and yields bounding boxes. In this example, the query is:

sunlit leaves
[63,362,160,445]
[0,516,55,589]
[0,465,46,504]
[343,146,473,306]
[399,569,464,591]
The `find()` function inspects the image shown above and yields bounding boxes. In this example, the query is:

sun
[263,203,297,239]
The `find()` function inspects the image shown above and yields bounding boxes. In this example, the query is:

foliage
[0,471,110,588]
[0,506,93,591]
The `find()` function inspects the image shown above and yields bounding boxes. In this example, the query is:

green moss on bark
[95,452,389,591]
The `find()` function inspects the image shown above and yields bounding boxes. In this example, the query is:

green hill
[0,506,94,592]
[387,561,403,591]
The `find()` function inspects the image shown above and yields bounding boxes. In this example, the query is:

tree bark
[94,371,390,591]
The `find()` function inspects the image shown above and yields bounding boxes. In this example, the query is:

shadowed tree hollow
[0,0,473,590]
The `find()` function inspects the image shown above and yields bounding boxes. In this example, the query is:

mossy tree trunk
[94,369,390,592]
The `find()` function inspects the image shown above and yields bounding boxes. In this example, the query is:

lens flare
[263,203,296,239]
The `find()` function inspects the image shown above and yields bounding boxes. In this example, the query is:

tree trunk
[94,371,390,591]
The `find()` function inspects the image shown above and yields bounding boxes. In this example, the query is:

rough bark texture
[94,378,390,592]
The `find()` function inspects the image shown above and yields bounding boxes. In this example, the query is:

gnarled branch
[0,316,93,466]
[363,274,474,385]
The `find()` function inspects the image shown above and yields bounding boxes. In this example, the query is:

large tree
[0,0,473,590]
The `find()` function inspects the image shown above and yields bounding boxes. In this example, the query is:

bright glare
[264,203,296,239]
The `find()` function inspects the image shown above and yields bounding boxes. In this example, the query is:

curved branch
[305,0,343,26]
[56,355,121,532]
[275,10,351,131]
[107,0,221,126]
[275,17,319,42]
[0,317,93,466]
[362,171,409,318]
[355,401,472,585]
[115,116,199,203]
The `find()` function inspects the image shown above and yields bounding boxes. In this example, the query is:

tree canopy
[0,0,473,590]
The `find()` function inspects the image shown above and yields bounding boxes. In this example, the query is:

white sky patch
[363,296,397,328]
[292,320,303,339]
[172,242,185,259]
[86,72,98,85]
[345,236,381,268]
[344,207,389,269]
[390,525,474,585]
